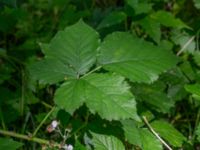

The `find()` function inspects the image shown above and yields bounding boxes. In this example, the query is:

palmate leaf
[55,73,140,121]
[29,20,100,84]
[91,132,125,150]
[98,32,178,83]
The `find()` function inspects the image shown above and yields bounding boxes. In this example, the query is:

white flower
[51,120,58,128]
[62,144,73,150]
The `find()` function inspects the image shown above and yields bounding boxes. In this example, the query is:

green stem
[71,111,89,138]
[20,69,25,116]
[0,107,6,130]
[81,66,102,78]
[0,129,60,147]
[32,106,56,137]
[40,101,53,109]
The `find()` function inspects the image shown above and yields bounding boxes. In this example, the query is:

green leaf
[126,0,152,15]
[133,81,175,113]
[151,11,190,29]
[75,141,87,150]
[193,51,200,67]
[139,16,161,43]
[122,120,163,150]
[185,84,200,97]
[171,30,195,54]
[55,73,140,121]
[29,20,100,84]
[151,120,186,147]
[194,0,200,9]
[92,132,125,150]
[98,32,177,83]
[29,59,76,84]
[97,11,127,29]
[0,138,23,150]
[195,122,200,142]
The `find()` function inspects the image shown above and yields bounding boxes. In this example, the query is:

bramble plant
[1,0,200,150]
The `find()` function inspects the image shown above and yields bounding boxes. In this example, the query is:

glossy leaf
[0,138,23,150]
[151,120,186,147]
[98,32,177,83]
[29,20,100,84]
[55,73,140,121]
[92,132,125,150]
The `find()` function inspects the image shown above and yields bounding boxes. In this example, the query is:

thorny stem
[32,106,56,137]
[142,116,173,150]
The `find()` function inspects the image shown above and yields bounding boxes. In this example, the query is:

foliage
[1,0,200,149]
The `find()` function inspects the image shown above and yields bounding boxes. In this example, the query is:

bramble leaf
[29,20,100,84]
[122,120,162,150]
[151,120,186,147]
[98,32,177,83]
[55,73,140,121]
[92,132,125,150]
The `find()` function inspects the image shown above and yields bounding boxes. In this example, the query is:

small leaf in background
[126,0,152,15]
[122,120,163,150]
[185,84,200,97]
[55,73,140,121]
[171,30,195,55]
[193,0,200,9]
[179,61,196,81]
[151,120,186,147]
[91,132,125,150]
[140,129,163,150]
[29,20,100,84]
[75,141,87,150]
[151,11,190,29]
[139,16,161,43]
[98,32,178,83]
[193,51,200,67]
[97,11,127,29]
[195,122,200,142]
[133,81,175,113]
[0,138,23,150]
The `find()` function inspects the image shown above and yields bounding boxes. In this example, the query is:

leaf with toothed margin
[55,73,140,121]
[29,19,100,84]
[91,132,125,150]
[98,32,178,83]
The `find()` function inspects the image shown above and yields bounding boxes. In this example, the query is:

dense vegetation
[1,0,200,149]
